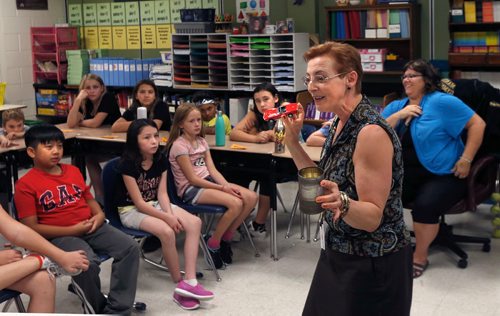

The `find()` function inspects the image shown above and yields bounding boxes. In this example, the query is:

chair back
[101,157,124,229]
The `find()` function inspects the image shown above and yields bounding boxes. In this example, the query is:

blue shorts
[182,176,215,205]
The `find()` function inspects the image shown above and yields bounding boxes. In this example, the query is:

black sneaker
[204,236,224,269]
[220,240,233,264]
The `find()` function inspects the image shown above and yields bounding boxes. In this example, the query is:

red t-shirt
[15,164,93,226]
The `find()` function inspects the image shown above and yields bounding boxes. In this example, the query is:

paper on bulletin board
[111,3,126,26]
[140,1,156,25]
[83,26,99,49]
[141,25,157,49]
[155,0,170,24]
[112,26,127,49]
[97,3,111,26]
[186,0,202,9]
[98,27,113,49]
[236,0,269,22]
[68,4,82,26]
[83,3,97,26]
[126,26,141,49]
[202,0,219,15]
[170,0,185,24]
[156,24,172,49]
[125,2,140,25]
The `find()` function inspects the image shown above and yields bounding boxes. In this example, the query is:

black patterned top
[319,96,410,257]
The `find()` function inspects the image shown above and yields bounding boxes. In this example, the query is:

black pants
[303,245,413,316]
[403,165,466,224]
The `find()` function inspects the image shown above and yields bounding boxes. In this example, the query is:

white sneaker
[250,221,267,239]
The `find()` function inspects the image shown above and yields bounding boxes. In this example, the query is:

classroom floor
[3,164,500,316]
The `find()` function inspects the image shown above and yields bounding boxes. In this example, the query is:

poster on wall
[236,0,269,23]
[16,0,48,10]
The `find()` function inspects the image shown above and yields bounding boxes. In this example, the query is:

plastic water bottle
[215,110,225,146]
[274,118,285,153]
[137,106,147,119]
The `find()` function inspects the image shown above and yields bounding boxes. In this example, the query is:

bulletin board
[236,0,270,23]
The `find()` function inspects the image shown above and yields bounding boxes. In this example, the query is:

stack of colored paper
[66,50,91,85]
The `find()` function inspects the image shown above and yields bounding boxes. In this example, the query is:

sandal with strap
[413,260,429,279]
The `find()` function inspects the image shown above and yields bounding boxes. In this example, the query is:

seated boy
[305,119,333,147]
[14,124,141,315]
[192,91,231,135]
[0,109,27,148]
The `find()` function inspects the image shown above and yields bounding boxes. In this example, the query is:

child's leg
[254,194,270,224]
[7,269,56,313]
[82,224,140,315]
[171,206,202,280]
[226,185,258,232]
[85,154,104,203]
[196,189,244,243]
[139,216,182,282]
[50,236,107,314]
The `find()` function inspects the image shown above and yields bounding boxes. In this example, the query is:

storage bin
[174,22,215,34]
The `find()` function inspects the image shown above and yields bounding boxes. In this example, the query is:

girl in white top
[166,104,258,269]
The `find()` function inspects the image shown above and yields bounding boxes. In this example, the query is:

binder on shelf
[494,1,500,22]
[451,0,465,23]
[365,10,377,39]
[399,10,410,38]
[475,0,483,23]
[118,59,124,87]
[376,10,388,38]
[388,10,401,38]
[464,1,476,23]
[482,1,494,22]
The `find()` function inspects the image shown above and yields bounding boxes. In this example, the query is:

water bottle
[274,118,285,153]
[215,110,225,146]
[137,106,147,119]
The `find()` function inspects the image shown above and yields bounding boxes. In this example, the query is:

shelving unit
[448,0,500,81]
[228,33,309,92]
[325,3,420,76]
[31,27,79,85]
[171,33,228,89]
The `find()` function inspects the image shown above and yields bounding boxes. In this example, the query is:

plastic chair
[0,289,25,312]
[101,157,169,272]
[166,161,260,282]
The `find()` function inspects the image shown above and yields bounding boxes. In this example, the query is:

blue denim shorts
[182,176,215,205]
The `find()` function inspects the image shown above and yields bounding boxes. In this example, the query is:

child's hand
[58,250,89,274]
[222,184,242,199]
[256,131,271,143]
[86,214,104,234]
[74,220,93,235]
[164,213,183,233]
[76,89,88,102]
[0,249,23,265]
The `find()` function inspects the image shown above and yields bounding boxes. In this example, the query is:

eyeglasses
[401,74,423,81]
[302,72,348,87]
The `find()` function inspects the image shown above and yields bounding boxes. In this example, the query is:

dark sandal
[413,261,429,278]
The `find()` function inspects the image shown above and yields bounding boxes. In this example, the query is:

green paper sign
[140,1,156,25]
[97,3,111,26]
[155,0,170,24]
[111,3,125,26]
[125,2,140,25]
[68,4,82,26]
[83,3,97,26]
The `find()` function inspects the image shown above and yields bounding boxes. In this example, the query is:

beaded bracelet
[339,191,350,219]
[460,156,472,164]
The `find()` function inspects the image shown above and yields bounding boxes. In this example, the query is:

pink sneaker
[174,280,214,301]
[173,293,200,310]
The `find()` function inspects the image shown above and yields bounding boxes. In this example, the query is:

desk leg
[306,214,311,243]
[270,159,279,261]
[4,153,13,203]
[73,139,86,180]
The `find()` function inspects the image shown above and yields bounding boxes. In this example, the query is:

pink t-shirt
[169,136,211,197]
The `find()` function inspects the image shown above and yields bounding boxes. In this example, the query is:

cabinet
[30,27,79,85]
[448,0,500,82]
[228,33,309,92]
[172,33,229,89]
[325,4,420,76]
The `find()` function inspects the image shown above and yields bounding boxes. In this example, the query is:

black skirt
[302,245,412,316]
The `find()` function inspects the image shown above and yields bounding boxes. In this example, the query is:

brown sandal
[413,261,429,278]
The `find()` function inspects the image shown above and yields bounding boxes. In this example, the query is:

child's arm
[176,155,226,191]
[111,117,132,132]
[0,207,89,274]
[20,215,93,239]
[229,112,270,143]
[203,150,242,198]
[86,199,106,233]
[306,129,327,147]
[67,90,86,128]
[0,134,14,147]
[79,112,108,128]
[123,173,183,232]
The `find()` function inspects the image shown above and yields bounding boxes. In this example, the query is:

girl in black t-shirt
[67,74,121,204]
[112,79,171,132]
[117,119,213,310]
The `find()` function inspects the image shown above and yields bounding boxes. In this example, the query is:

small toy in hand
[263,103,299,122]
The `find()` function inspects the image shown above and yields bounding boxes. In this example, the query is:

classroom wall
[0,0,66,118]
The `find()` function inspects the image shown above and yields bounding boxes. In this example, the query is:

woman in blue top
[381,59,485,278]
